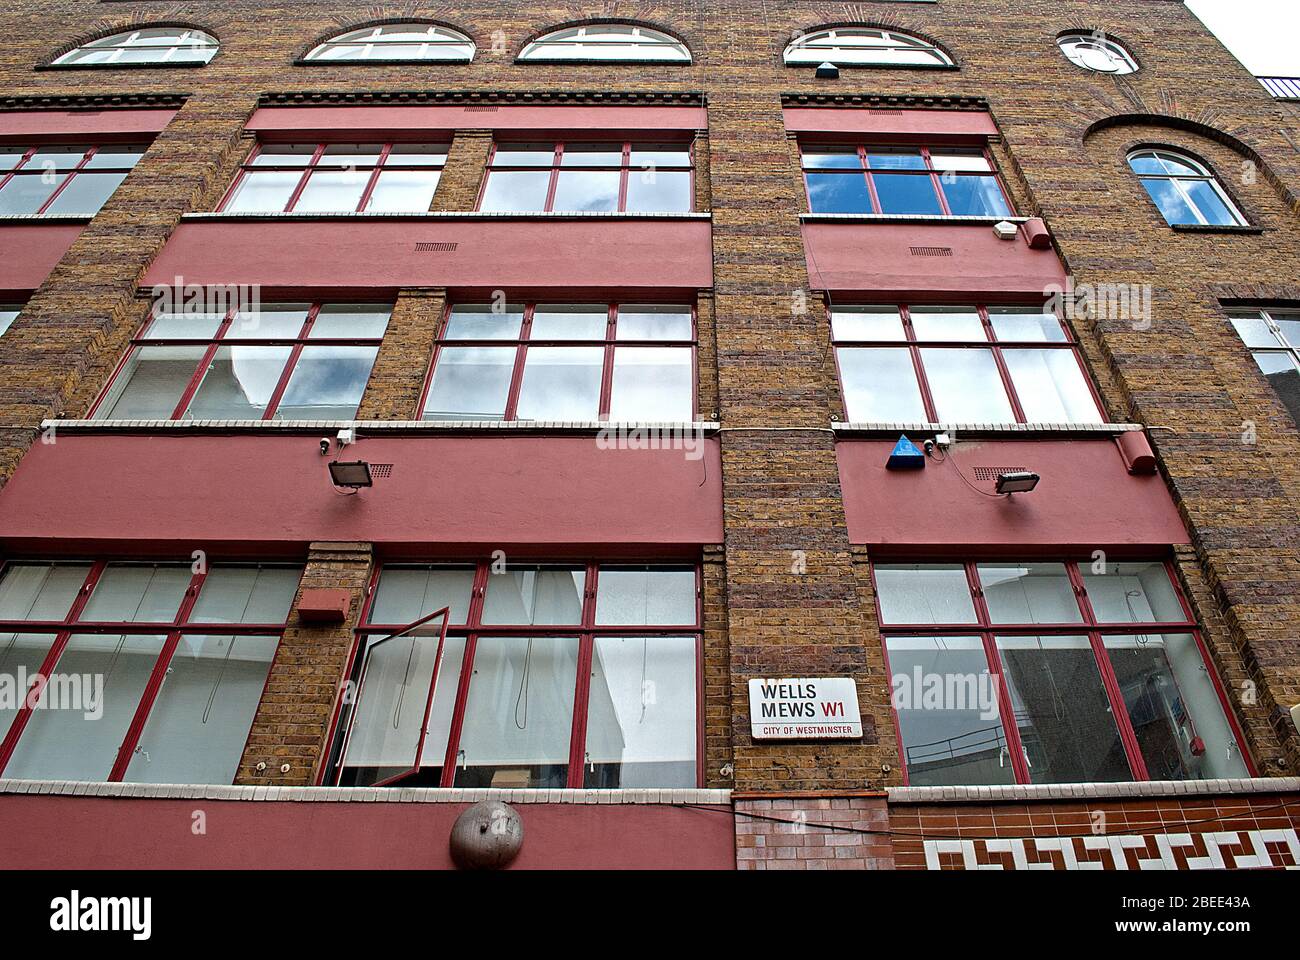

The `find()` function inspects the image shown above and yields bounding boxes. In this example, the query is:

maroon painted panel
[802,221,1067,297]
[247,104,708,137]
[0,795,735,870]
[143,218,714,293]
[0,222,86,295]
[783,107,998,141]
[836,438,1189,551]
[0,434,724,554]
[0,108,178,139]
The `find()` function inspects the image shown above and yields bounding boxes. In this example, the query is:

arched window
[1127,148,1246,226]
[519,24,691,63]
[53,27,219,66]
[302,23,475,62]
[1057,32,1138,74]
[784,27,953,67]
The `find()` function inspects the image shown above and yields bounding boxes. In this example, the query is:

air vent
[909,246,954,258]
[464,105,500,113]
[414,242,458,252]
[369,463,394,479]
[973,466,1028,481]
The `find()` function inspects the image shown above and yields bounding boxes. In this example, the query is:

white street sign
[748,677,863,740]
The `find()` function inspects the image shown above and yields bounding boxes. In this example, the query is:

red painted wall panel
[247,104,707,137]
[802,221,1067,297]
[0,222,85,295]
[783,107,998,141]
[0,108,178,139]
[0,434,723,555]
[143,218,714,293]
[0,795,735,869]
[836,438,1189,552]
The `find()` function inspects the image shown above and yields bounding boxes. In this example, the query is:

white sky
[1184,0,1298,76]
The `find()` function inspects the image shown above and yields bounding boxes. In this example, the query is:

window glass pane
[802,147,862,170]
[0,173,67,214]
[481,567,585,625]
[184,345,292,419]
[595,568,696,625]
[369,567,476,626]
[453,635,579,788]
[43,172,128,214]
[385,144,448,166]
[929,152,992,173]
[919,348,1016,421]
[806,172,873,214]
[1003,349,1102,423]
[866,149,927,170]
[1182,179,1240,226]
[82,564,190,621]
[1082,562,1185,623]
[616,305,692,340]
[274,345,378,419]
[530,305,607,340]
[1138,177,1197,225]
[293,169,370,212]
[96,345,205,419]
[480,170,551,212]
[887,636,1014,786]
[1228,314,1274,348]
[831,307,906,341]
[123,634,278,785]
[836,347,926,422]
[585,636,696,787]
[190,566,300,623]
[552,170,621,212]
[0,633,60,743]
[365,170,440,212]
[940,175,1012,217]
[223,170,302,212]
[491,145,556,167]
[83,146,145,170]
[909,307,984,342]
[3,633,167,781]
[988,308,1067,342]
[1270,313,1300,347]
[1128,153,1168,176]
[560,144,624,167]
[143,310,225,340]
[875,564,978,624]
[0,563,91,620]
[0,306,18,338]
[0,147,26,170]
[249,144,316,166]
[977,563,1083,624]
[872,173,943,215]
[515,346,604,420]
[308,305,391,340]
[24,147,87,171]
[443,304,524,339]
[423,346,515,420]
[229,305,309,339]
[630,145,691,168]
[317,144,385,167]
[996,635,1133,783]
[626,170,692,212]
[1103,634,1249,780]
[608,347,693,421]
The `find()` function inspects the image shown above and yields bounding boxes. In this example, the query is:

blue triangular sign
[886,434,926,470]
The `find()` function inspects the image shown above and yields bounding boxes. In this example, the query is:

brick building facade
[0,0,1297,870]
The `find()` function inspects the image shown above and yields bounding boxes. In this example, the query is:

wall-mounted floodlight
[995,470,1040,495]
[329,460,373,489]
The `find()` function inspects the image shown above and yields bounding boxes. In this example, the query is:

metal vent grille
[910,246,954,257]
[369,463,394,479]
[464,105,500,112]
[973,466,1028,481]
[414,242,458,252]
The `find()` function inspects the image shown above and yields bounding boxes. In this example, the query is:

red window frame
[0,559,300,782]
[477,139,696,212]
[322,560,705,789]
[90,300,390,421]
[800,143,1014,216]
[873,558,1255,786]
[0,143,145,215]
[417,300,699,421]
[218,141,448,213]
[830,303,1106,424]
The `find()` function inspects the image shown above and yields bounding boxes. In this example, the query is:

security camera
[319,438,331,456]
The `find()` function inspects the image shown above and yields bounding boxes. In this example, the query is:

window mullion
[355,144,391,212]
[283,144,325,213]
[172,342,222,419]
[989,346,1028,423]
[35,147,96,215]
[439,632,479,787]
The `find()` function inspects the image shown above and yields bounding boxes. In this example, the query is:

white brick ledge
[182,210,712,222]
[889,777,1300,804]
[42,419,721,434]
[832,421,1145,434]
[0,779,731,805]
[801,213,1034,225]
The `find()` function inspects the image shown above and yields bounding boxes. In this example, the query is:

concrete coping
[41,419,722,435]
[888,777,1300,804]
[181,210,713,222]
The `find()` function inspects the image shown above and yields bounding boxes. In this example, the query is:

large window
[93,302,390,421]
[1056,32,1138,75]
[0,561,301,783]
[1229,307,1300,422]
[53,28,219,66]
[0,144,144,215]
[221,142,446,213]
[877,560,1250,787]
[832,304,1104,423]
[784,27,953,68]
[329,562,700,789]
[519,24,691,63]
[421,302,696,422]
[802,144,1011,217]
[1128,148,1246,227]
[303,23,475,62]
[479,141,694,213]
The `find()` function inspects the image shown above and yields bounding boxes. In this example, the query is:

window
[802,144,1011,216]
[0,561,301,783]
[303,22,475,61]
[479,141,693,213]
[1128,149,1246,227]
[0,304,20,338]
[784,27,952,68]
[1229,308,1300,422]
[0,144,145,215]
[53,27,219,66]
[221,142,446,213]
[93,302,390,421]
[1057,32,1138,75]
[422,302,696,422]
[831,304,1103,423]
[877,560,1250,787]
[519,24,691,63]
[329,562,700,789]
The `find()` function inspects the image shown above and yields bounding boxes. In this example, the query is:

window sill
[0,213,94,224]
[294,57,473,67]
[46,418,721,435]
[184,210,712,222]
[888,776,1295,804]
[801,212,1029,225]
[787,61,956,72]
[831,420,1144,437]
[35,60,212,71]
[1170,223,1265,235]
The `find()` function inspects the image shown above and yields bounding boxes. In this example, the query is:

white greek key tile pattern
[923,830,1300,870]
